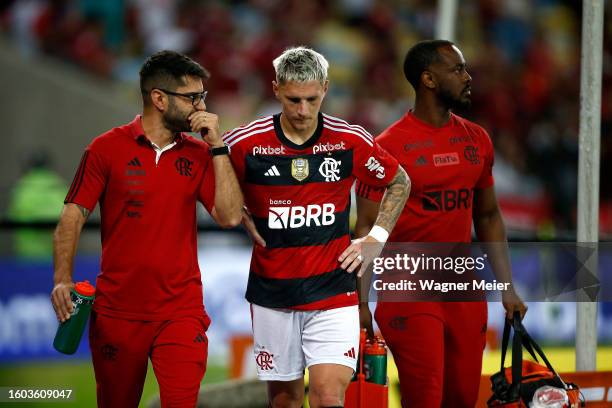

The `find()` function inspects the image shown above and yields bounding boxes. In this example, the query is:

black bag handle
[514,316,563,381]
[500,312,539,371]
[500,312,564,389]
[511,316,523,392]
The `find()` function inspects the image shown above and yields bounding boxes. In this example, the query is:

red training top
[356,112,494,243]
[65,115,215,321]
[225,113,399,310]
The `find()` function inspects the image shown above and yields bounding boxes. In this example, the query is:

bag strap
[500,312,539,371]
[505,312,566,388]
[513,317,561,379]
[500,317,511,372]
[510,315,523,391]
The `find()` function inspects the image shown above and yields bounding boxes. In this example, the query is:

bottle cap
[75,280,95,297]
[364,341,386,355]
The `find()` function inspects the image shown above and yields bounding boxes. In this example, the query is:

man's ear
[150,89,167,111]
[272,81,280,100]
[421,70,436,89]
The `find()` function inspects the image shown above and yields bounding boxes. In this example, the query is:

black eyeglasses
[153,88,208,106]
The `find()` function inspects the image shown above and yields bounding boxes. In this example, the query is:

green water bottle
[53,281,95,355]
[363,337,387,385]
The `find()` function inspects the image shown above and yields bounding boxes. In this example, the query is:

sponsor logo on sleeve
[365,156,386,179]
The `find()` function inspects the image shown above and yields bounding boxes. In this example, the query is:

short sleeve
[198,155,215,214]
[355,180,386,203]
[227,140,246,182]
[353,141,399,188]
[64,147,108,211]
[475,128,495,189]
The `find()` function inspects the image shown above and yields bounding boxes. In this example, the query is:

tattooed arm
[345,167,410,338]
[338,166,410,273]
[51,203,90,322]
[370,166,410,235]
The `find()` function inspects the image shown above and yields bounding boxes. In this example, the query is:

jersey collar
[273,112,323,150]
[406,110,457,131]
[129,115,186,144]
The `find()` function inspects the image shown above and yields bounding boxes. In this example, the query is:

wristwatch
[210,144,230,156]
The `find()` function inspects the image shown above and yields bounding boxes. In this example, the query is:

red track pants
[375,301,487,408]
[89,312,210,408]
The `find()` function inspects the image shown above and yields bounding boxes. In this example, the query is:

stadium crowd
[1,0,611,237]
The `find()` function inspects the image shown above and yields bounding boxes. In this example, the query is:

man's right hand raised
[51,281,75,323]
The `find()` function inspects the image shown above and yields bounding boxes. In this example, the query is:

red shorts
[375,301,487,408]
[89,311,210,408]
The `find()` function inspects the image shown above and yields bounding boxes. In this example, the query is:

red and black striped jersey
[225,112,399,310]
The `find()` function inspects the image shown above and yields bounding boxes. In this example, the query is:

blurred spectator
[7,151,67,259]
[1,0,610,236]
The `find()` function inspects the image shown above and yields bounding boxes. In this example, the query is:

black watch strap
[210,144,230,156]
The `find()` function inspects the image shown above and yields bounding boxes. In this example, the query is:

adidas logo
[264,165,280,176]
[415,155,427,166]
[128,157,142,167]
[193,333,207,343]
[343,347,356,359]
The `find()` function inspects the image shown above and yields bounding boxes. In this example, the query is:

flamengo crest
[318,157,341,182]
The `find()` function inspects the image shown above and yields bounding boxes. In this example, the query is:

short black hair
[139,50,209,98]
[403,40,454,90]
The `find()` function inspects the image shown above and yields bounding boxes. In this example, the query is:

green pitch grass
[0,360,227,407]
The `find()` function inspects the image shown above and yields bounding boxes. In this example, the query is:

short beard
[439,88,471,111]
[162,101,191,133]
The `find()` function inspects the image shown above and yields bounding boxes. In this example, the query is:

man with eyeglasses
[51,50,243,407]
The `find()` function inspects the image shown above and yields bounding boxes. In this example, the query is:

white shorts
[251,304,360,381]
